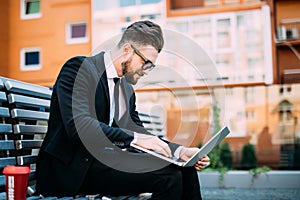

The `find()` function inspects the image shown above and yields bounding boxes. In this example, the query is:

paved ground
[1,188,300,199]
[201,188,300,200]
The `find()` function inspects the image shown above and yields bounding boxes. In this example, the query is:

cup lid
[3,166,30,175]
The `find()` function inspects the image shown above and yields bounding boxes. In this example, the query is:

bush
[198,142,233,169]
[294,143,300,169]
[241,143,257,169]
[208,144,222,169]
[220,142,233,169]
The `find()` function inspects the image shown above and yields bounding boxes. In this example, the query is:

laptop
[130,126,230,167]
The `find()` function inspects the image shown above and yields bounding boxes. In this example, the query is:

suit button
[84,158,89,163]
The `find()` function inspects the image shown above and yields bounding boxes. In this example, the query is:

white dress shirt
[104,51,126,126]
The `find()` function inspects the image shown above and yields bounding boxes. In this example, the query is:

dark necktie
[113,78,120,121]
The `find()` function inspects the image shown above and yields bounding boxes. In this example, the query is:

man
[36,20,209,199]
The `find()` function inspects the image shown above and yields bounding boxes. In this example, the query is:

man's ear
[122,43,133,59]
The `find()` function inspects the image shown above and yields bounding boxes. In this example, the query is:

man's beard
[121,59,138,85]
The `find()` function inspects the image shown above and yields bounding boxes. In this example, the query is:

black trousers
[80,156,202,200]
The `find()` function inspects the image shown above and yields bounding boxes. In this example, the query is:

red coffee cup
[3,166,30,200]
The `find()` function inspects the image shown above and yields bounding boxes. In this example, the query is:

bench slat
[14,124,47,134]
[4,80,52,99]
[0,107,10,118]
[0,92,6,102]
[8,94,50,109]
[17,155,38,165]
[28,171,36,183]
[15,140,43,150]
[0,124,13,134]
[139,113,165,137]
[11,108,49,121]
[0,157,17,168]
[138,112,159,118]
[0,79,3,90]
[0,175,5,188]
[0,140,15,150]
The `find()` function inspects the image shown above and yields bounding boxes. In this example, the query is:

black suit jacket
[36,52,179,196]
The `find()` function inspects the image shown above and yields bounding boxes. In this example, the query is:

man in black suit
[36,20,209,199]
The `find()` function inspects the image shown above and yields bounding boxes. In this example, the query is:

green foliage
[241,143,257,169]
[220,142,233,169]
[200,166,229,188]
[212,100,221,133]
[294,143,300,169]
[249,166,271,185]
[249,166,271,177]
[208,145,223,168]
[198,101,233,170]
[217,167,228,187]
[208,100,223,169]
[198,142,233,170]
[197,142,220,168]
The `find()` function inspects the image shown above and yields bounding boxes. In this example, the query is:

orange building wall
[275,0,300,27]
[167,107,210,147]
[8,0,91,87]
[0,1,9,76]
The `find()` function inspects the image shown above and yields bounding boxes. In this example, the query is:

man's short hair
[118,20,164,53]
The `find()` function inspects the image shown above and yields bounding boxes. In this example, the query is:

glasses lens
[142,62,155,71]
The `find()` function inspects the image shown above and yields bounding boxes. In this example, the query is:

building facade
[0,0,91,86]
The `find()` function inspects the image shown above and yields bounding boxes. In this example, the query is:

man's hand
[134,133,172,158]
[179,147,210,171]
[194,155,210,171]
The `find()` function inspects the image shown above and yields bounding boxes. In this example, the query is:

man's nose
[143,70,149,76]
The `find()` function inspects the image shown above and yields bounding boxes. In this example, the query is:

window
[170,0,260,10]
[119,0,161,7]
[120,0,135,7]
[245,87,254,104]
[141,14,159,20]
[246,110,256,120]
[279,85,292,95]
[21,0,41,19]
[141,0,161,4]
[20,47,41,71]
[278,100,293,123]
[66,22,89,44]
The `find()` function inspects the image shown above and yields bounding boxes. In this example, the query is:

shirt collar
[104,51,119,79]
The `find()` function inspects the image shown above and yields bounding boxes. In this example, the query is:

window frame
[20,47,42,71]
[66,21,89,44]
[20,0,42,20]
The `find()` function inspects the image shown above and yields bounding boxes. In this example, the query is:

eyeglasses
[131,45,156,71]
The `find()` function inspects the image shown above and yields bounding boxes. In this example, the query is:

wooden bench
[138,113,165,138]
[0,78,15,192]
[0,77,161,200]
[0,77,52,199]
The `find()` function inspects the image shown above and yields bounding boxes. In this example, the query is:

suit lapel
[92,52,110,105]
[91,52,111,123]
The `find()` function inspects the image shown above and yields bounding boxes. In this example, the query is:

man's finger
[158,145,172,158]
[200,155,210,161]
[157,140,172,157]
